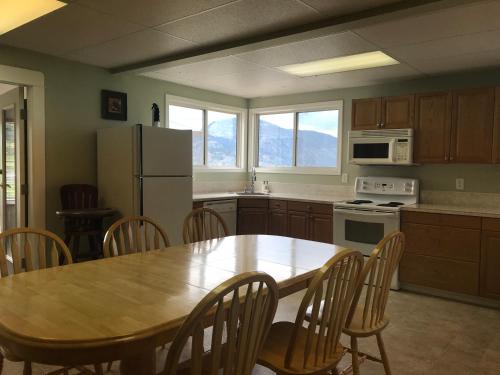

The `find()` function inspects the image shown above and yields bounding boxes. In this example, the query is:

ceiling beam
[110,0,484,75]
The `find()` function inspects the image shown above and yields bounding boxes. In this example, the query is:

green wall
[0,45,247,233]
[248,68,500,194]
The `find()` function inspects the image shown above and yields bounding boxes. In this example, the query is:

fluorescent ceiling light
[277,51,399,77]
[0,0,66,35]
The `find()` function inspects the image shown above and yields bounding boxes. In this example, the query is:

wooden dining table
[0,234,346,374]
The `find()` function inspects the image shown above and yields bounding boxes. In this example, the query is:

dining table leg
[120,347,156,375]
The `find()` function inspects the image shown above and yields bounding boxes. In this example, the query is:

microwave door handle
[334,208,397,217]
[389,139,396,162]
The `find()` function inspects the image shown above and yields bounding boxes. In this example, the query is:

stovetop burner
[376,202,405,208]
[346,200,373,205]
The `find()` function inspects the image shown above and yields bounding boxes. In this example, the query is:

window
[252,101,342,174]
[166,96,246,170]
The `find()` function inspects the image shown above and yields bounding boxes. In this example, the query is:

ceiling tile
[0,3,143,56]
[388,29,500,62]
[155,0,320,44]
[354,1,500,47]
[235,31,376,67]
[300,64,422,91]
[76,0,238,27]
[299,0,404,16]
[65,30,195,68]
[406,49,500,74]
[143,56,262,81]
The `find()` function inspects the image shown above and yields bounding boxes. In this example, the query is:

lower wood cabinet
[287,210,309,240]
[309,213,334,244]
[401,211,480,295]
[480,218,500,300]
[287,201,333,243]
[237,199,268,235]
[268,200,288,236]
[198,197,333,243]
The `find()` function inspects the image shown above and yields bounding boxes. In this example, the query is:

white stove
[333,177,419,290]
[335,177,419,212]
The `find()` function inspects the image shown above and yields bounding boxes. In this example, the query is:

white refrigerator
[97,125,192,245]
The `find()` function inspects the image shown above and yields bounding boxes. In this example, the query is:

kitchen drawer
[237,198,268,208]
[482,217,500,232]
[269,199,288,211]
[400,253,479,295]
[402,222,480,262]
[287,201,333,215]
[401,211,480,229]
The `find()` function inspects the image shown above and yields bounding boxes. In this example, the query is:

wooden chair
[183,207,229,244]
[257,249,363,375]
[162,271,279,375]
[103,215,170,258]
[60,184,102,260]
[343,231,405,375]
[0,228,103,375]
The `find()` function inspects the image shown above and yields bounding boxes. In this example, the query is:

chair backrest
[103,215,170,257]
[60,184,98,209]
[286,249,363,371]
[183,207,229,244]
[0,227,72,277]
[163,272,279,375]
[347,231,405,331]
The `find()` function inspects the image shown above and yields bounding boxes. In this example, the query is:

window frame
[166,95,247,172]
[249,100,343,175]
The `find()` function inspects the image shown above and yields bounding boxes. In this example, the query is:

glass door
[0,87,26,231]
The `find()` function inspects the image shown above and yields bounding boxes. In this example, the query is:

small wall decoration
[101,90,127,121]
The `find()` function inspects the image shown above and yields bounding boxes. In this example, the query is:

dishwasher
[203,199,237,235]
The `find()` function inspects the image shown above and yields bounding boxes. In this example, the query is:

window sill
[255,167,341,175]
[194,167,246,173]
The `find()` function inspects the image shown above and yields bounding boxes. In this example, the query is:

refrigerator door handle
[138,124,144,217]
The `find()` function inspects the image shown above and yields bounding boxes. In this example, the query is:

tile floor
[3,290,500,374]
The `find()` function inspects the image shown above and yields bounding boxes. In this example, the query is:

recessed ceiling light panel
[277,51,399,77]
[0,0,66,35]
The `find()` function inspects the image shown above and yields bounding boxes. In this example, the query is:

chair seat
[343,306,389,337]
[257,321,344,375]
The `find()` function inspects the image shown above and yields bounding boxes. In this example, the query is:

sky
[260,110,339,137]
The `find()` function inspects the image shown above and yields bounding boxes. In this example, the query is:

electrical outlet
[456,178,464,191]
[341,173,348,184]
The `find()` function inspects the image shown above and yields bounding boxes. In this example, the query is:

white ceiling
[2,0,500,98]
[142,0,500,97]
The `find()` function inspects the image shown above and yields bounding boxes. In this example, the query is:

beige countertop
[193,192,351,204]
[402,203,500,219]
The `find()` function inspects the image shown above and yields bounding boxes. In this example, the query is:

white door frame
[0,64,45,229]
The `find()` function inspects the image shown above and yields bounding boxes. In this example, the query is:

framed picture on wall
[101,90,127,121]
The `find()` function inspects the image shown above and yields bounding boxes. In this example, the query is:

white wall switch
[342,173,348,184]
[456,178,464,190]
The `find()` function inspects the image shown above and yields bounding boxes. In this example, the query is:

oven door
[333,207,400,256]
[349,138,395,165]
[333,207,401,289]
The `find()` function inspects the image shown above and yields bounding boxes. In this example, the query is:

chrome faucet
[250,167,257,193]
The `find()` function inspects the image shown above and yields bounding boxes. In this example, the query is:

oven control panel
[355,177,418,196]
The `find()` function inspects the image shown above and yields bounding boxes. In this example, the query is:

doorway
[0,84,27,231]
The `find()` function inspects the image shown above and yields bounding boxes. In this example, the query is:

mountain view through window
[257,110,339,168]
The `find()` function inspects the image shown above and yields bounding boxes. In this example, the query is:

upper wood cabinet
[351,98,381,130]
[414,92,452,163]
[382,95,415,129]
[450,88,495,163]
[351,95,414,130]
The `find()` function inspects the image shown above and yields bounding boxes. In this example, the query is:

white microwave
[348,128,413,165]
